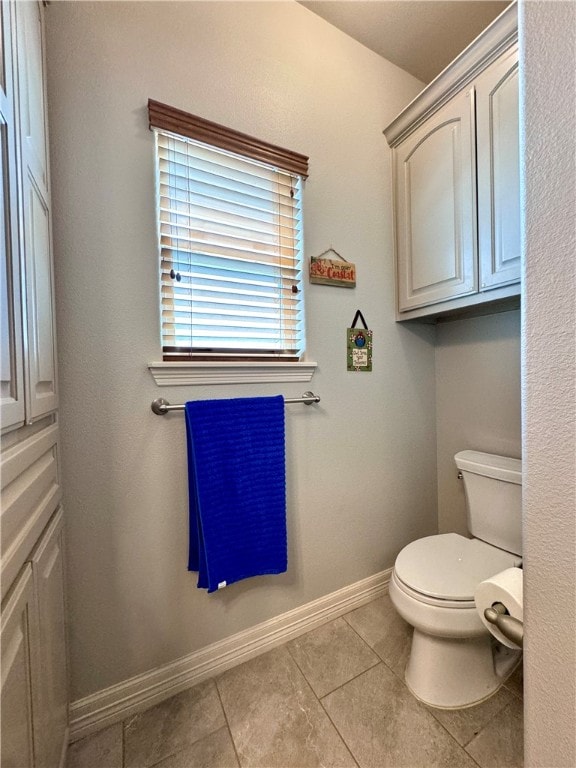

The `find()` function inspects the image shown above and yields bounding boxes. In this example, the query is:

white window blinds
[149,101,308,361]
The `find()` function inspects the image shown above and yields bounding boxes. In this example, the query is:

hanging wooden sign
[347,310,372,372]
[309,248,356,288]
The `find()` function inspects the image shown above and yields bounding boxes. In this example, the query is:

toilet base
[405,629,520,709]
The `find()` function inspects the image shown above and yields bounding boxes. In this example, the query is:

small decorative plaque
[347,310,372,372]
[310,256,356,288]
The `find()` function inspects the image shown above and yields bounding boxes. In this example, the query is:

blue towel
[185,396,287,593]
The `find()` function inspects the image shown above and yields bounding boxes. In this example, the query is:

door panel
[1,565,37,768]
[477,46,521,290]
[396,88,477,312]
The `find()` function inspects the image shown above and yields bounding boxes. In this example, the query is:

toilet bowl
[389,451,523,709]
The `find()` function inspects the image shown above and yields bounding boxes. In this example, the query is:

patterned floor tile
[344,594,412,677]
[67,724,122,768]
[287,617,379,697]
[322,662,478,768]
[151,727,239,768]
[217,645,357,767]
[465,696,524,768]
[123,680,226,768]
[427,685,517,746]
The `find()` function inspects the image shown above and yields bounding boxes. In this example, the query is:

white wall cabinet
[385,5,520,321]
[1,2,67,766]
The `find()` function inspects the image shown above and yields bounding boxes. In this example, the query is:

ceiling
[300,1,510,83]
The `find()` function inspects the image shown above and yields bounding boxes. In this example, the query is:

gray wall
[45,1,437,702]
[48,6,563,742]
[520,1,576,765]
[436,311,522,535]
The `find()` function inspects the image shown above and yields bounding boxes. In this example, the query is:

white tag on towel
[218,581,227,590]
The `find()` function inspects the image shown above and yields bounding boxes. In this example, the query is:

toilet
[389,450,522,709]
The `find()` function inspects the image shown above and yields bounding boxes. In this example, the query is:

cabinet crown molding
[384,2,517,147]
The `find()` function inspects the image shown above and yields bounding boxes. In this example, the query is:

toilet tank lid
[454,451,522,484]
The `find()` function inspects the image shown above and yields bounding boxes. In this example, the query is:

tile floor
[67,595,524,768]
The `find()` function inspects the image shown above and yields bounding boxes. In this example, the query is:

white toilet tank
[454,451,522,556]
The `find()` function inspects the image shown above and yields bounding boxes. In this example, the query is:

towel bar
[151,391,321,415]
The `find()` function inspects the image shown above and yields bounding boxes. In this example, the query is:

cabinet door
[395,87,477,312]
[476,46,521,290]
[14,0,57,421]
[30,509,68,768]
[21,175,57,421]
[0,564,37,768]
[0,0,25,432]
[13,0,49,199]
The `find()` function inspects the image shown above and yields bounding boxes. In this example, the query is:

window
[148,100,309,364]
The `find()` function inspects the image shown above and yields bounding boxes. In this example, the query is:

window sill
[148,360,317,386]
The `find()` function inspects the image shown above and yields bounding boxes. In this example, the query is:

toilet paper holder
[484,602,524,648]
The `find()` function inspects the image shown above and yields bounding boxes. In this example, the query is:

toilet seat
[394,533,520,603]
[392,572,476,609]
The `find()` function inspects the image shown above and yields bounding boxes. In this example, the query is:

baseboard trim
[69,568,391,742]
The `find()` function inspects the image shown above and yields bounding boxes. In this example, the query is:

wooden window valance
[148,99,309,178]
